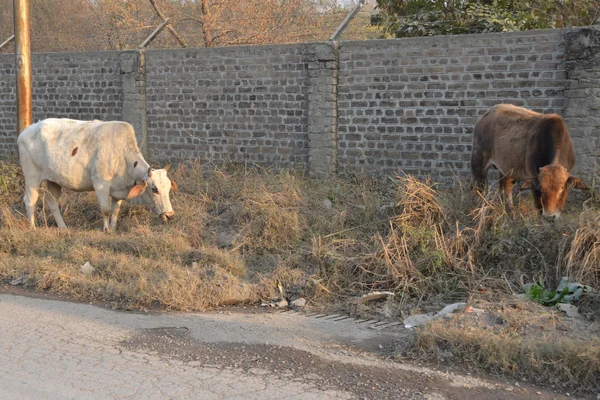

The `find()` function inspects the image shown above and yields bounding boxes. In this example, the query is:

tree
[0,0,98,52]
[0,0,374,53]
[375,0,600,38]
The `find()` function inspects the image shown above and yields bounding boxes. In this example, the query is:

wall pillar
[306,42,338,177]
[564,27,600,186]
[120,50,147,155]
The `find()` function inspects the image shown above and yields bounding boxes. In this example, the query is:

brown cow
[470,104,589,218]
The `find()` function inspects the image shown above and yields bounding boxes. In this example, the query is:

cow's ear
[171,180,178,192]
[127,182,148,199]
[519,179,533,191]
[567,176,590,190]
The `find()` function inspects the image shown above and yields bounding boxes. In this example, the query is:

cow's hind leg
[24,182,41,228]
[46,181,67,229]
[20,149,42,228]
[470,150,489,193]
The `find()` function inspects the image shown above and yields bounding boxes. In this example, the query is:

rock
[437,302,466,316]
[404,313,436,329]
[290,298,306,308]
[323,199,332,209]
[557,303,580,318]
[404,302,467,328]
[274,299,288,308]
[360,291,394,303]
[81,261,95,276]
[9,276,26,286]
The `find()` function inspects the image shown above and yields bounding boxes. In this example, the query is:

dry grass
[561,212,600,288]
[235,172,304,252]
[0,228,256,310]
[1,161,599,393]
[413,299,600,393]
[1,161,597,309]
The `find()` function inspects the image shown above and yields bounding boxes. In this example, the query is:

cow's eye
[152,187,159,195]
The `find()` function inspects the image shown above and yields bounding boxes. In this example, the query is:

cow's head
[127,163,177,221]
[520,164,589,218]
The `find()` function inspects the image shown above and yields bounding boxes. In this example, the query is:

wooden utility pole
[14,0,32,135]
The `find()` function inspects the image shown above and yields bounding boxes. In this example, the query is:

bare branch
[148,0,187,48]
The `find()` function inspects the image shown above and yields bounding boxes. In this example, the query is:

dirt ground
[1,286,589,399]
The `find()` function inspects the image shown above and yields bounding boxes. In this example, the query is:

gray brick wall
[337,29,570,180]
[0,56,17,160]
[0,51,123,160]
[145,44,314,170]
[1,28,599,184]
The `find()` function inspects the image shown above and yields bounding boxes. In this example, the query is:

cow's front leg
[110,198,123,232]
[532,190,544,216]
[499,177,515,215]
[94,183,112,233]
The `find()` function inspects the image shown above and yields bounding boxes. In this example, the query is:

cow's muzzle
[542,211,560,220]
[161,211,175,222]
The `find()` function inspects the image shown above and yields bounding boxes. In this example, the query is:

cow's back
[18,119,139,191]
[472,104,571,179]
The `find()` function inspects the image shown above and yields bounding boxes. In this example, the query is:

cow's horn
[147,167,152,177]
[164,162,171,172]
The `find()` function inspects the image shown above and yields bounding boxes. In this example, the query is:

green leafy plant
[523,277,593,307]
[375,0,600,38]
[524,281,569,306]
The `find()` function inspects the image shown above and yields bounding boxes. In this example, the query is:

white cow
[17,118,177,232]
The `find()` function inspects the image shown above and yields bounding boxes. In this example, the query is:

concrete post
[564,27,600,186]
[307,42,339,177]
[120,50,148,155]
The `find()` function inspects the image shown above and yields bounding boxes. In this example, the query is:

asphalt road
[0,293,574,400]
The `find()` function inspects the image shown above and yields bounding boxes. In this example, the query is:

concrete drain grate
[278,308,403,330]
